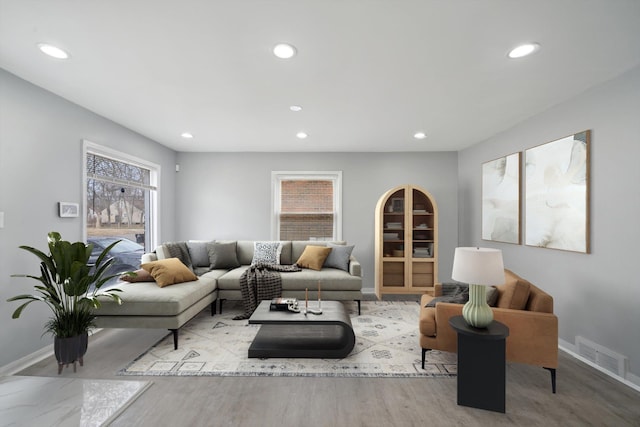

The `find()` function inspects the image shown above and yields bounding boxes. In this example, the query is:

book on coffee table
[270,298,299,311]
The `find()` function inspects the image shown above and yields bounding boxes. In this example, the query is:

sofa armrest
[141,252,158,264]
[348,256,362,277]
[492,307,558,368]
[433,302,465,352]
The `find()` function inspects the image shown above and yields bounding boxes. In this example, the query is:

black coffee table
[247,300,356,358]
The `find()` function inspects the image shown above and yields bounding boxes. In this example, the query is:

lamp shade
[451,247,505,285]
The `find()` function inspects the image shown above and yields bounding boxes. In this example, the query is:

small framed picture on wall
[59,202,79,218]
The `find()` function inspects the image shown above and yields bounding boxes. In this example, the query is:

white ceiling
[1,1,640,153]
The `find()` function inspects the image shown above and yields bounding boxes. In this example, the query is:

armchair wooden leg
[543,367,557,393]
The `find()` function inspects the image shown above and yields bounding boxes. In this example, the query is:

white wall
[175,151,459,290]
[458,65,640,382]
[0,69,178,368]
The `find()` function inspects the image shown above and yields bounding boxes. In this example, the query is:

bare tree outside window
[85,149,158,287]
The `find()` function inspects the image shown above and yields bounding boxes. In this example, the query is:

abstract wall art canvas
[482,152,521,244]
[525,130,590,253]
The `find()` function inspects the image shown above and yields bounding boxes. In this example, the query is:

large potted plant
[7,231,129,373]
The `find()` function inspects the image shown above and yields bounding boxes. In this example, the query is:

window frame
[82,140,160,251]
[271,171,343,241]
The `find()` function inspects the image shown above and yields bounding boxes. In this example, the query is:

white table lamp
[451,247,505,328]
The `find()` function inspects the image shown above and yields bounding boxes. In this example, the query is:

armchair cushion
[496,269,531,310]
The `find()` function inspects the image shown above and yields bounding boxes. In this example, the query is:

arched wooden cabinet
[374,185,438,298]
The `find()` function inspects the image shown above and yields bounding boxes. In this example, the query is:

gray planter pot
[54,332,88,374]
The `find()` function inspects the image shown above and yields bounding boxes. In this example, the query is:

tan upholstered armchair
[419,269,559,392]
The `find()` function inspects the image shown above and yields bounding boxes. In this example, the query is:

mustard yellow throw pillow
[141,258,198,288]
[295,246,332,271]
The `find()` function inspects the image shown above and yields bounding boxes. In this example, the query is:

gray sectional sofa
[93,240,363,349]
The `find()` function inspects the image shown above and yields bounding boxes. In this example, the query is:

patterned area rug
[118,300,457,378]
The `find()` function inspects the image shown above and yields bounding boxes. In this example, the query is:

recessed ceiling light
[181,132,194,139]
[273,43,297,59]
[508,43,540,59]
[289,105,303,112]
[37,43,70,59]
[414,132,427,140]
[296,132,308,139]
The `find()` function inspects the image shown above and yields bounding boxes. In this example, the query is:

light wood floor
[16,325,640,427]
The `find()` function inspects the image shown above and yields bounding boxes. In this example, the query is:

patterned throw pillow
[251,241,283,265]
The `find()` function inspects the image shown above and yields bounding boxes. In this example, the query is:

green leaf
[11,300,39,318]
[7,231,128,337]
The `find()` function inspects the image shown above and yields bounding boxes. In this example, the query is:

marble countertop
[0,376,152,426]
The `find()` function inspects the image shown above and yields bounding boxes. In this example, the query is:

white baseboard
[0,344,53,376]
[559,339,640,393]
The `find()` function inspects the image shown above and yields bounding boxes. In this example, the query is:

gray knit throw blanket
[233,263,302,320]
[163,241,193,271]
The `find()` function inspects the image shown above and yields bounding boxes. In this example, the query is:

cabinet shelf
[375,185,438,298]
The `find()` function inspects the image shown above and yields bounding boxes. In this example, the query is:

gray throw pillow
[187,240,213,268]
[207,241,240,269]
[251,241,282,265]
[324,243,354,271]
[486,286,499,307]
[430,284,498,307]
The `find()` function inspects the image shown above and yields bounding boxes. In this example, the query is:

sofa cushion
[217,266,361,292]
[251,241,283,265]
[120,268,154,283]
[295,245,332,271]
[141,258,198,288]
[496,270,531,310]
[216,266,250,290]
[96,276,217,316]
[187,240,213,267]
[279,268,361,291]
[324,243,354,271]
[207,241,240,269]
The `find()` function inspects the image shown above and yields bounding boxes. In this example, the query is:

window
[272,171,342,241]
[83,141,159,277]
